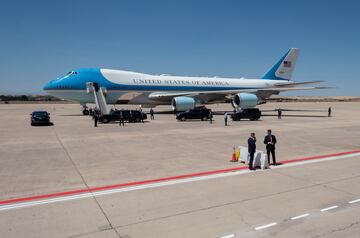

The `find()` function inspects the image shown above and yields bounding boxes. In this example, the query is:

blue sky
[0,0,359,95]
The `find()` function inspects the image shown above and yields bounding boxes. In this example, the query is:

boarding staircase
[86,82,109,115]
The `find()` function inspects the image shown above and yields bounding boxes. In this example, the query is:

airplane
[43,48,326,115]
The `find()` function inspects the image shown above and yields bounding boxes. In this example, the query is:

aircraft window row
[56,85,71,89]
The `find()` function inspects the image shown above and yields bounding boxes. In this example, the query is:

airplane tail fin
[261,48,300,81]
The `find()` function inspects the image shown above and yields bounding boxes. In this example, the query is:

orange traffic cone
[230,147,237,162]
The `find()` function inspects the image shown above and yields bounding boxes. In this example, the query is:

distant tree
[20,95,29,101]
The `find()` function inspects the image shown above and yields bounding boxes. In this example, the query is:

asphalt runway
[0,102,359,238]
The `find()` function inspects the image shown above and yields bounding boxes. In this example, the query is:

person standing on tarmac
[248,132,256,170]
[328,107,332,117]
[224,112,228,126]
[150,108,155,120]
[264,129,277,165]
[209,110,213,124]
[278,109,282,119]
[94,111,98,127]
[119,110,125,126]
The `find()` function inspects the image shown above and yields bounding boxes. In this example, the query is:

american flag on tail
[283,61,292,68]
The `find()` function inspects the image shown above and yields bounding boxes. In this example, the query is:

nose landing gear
[81,105,89,115]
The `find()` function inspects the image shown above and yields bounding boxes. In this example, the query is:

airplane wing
[274,80,325,87]
[148,86,331,103]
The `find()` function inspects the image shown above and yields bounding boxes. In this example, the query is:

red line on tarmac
[1,150,359,206]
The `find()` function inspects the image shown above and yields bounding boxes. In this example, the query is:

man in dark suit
[264,129,277,165]
[248,132,256,170]
[94,111,98,127]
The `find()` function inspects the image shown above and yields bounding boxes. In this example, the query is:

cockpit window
[67,71,78,75]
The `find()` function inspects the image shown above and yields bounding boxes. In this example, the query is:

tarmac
[0,101,359,238]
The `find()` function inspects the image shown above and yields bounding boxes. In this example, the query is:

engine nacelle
[232,93,259,109]
[171,96,200,111]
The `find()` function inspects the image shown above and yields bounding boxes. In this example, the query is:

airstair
[86,82,109,115]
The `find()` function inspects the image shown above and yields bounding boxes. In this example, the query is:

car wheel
[181,117,186,121]
[83,109,89,115]
[102,118,109,123]
[202,116,207,121]
[135,117,141,122]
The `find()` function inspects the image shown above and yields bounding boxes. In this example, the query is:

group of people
[247,129,277,170]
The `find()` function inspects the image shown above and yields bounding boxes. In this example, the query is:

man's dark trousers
[249,152,254,169]
[267,146,276,165]
[94,117,98,127]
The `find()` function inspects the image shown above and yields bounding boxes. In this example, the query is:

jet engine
[232,93,259,109]
[171,96,201,112]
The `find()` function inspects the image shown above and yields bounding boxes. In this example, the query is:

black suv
[176,108,211,121]
[30,111,51,125]
[100,110,147,123]
[231,108,261,121]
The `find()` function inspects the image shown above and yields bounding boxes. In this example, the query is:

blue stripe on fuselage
[44,68,257,92]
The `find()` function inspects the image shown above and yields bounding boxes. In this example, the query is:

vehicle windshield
[33,111,48,116]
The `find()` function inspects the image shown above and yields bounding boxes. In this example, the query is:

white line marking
[220,234,235,238]
[349,198,360,204]
[255,222,277,230]
[320,205,338,212]
[1,152,360,212]
[277,153,360,169]
[291,213,310,220]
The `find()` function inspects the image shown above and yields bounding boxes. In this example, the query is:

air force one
[43,48,325,114]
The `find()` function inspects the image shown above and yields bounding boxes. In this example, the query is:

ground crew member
[224,112,228,126]
[328,107,332,117]
[119,110,125,126]
[278,109,282,119]
[209,110,213,124]
[150,108,155,120]
[264,129,277,165]
[94,112,98,127]
[248,132,256,170]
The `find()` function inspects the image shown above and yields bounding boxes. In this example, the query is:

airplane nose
[43,82,51,91]
[43,80,55,91]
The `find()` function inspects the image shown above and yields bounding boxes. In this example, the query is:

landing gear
[81,105,89,115]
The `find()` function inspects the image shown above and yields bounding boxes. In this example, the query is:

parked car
[30,111,51,126]
[176,108,211,121]
[99,110,147,123]
[231,108,261,121]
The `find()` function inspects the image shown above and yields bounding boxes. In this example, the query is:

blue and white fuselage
[44,68,287,104]
[43,48,323,112]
